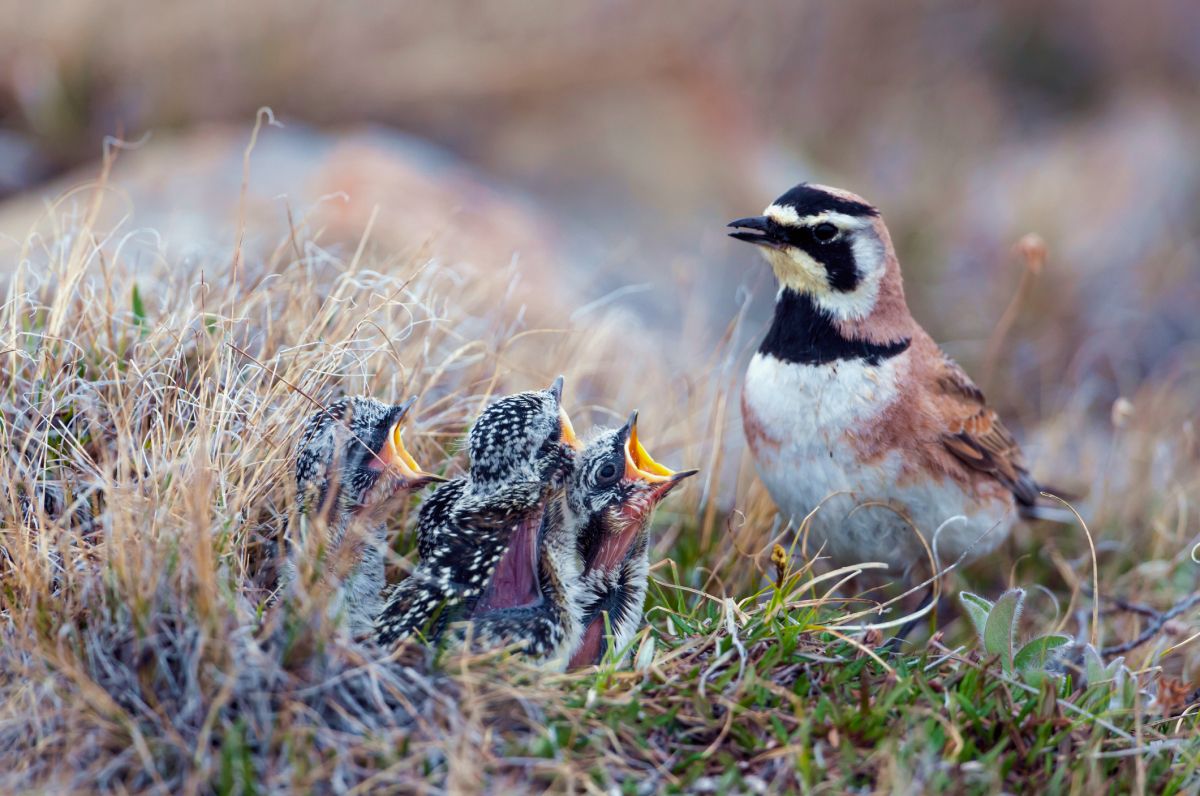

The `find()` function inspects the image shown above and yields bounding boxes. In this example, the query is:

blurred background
[2,0,1198,455]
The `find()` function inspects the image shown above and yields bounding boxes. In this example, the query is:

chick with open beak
[374,377,583,648]
[448,492,581,667]
[564,412,697,669]
[290,396,445,636]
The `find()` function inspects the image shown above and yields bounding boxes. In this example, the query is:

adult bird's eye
[597,461,620,485]
[813,222,838,243]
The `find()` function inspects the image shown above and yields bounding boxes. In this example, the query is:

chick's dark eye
[596,461,620,485]
[813,222,838,243]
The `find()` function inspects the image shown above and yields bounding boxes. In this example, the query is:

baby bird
[374,378,581,647]
[729,183,1049,578]
[565,413,697,668]
[450,492,581,667]
[290,396,443,636]
[451,412,695,670]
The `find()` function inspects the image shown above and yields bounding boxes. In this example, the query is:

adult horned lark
[729,183,1048,579]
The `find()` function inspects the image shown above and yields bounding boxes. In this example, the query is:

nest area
[1,151,1198,793]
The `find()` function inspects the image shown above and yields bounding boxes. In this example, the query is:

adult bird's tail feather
[1020,483,1085,524]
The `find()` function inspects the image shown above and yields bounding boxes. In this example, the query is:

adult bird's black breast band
[760,289,911,366]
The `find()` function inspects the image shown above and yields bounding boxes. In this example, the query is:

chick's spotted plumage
[457,413,695,669]
[565,414,696,669]
[296,397,407,513]
[730,183,1045,575]
[289,396,441,636]
[453,494,581,666]
[374,378,580,647]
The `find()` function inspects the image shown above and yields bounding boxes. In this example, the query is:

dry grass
[1,138,1199,794]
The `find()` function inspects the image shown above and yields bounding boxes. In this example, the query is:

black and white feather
[562,420,694,667]
[454,491,582,666]
[374,381,575,647]
[288,396,429,637]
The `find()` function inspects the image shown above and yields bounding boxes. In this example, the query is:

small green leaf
[1020,668,1050,688]
[1083,644,1106,684]
[1013,634,1070,672]
[959,591,993,641]
[634,632,656,672]
[1083,643,1124,687]
[1117,669,1137,710]
[132,284,147,328]
[983,588,1024,671]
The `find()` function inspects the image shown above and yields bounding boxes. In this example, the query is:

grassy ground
[1,147,1199,794]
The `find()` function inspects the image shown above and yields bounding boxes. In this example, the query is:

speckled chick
[565,413,697,669]
[457,413,696,669]
[374,377,580,647]
[289,395,442,636]
[450,491,581,667]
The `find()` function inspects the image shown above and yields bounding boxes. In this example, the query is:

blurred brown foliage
[2,0,1199,420]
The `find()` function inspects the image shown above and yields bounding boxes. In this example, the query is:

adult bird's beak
[380,397,446,487]
[727,216,783,249]
[621,411,699,491]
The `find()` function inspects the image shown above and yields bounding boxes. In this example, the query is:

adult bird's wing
[934,353,1039,507]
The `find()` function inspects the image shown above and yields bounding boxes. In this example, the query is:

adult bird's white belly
[742,351,1011,572]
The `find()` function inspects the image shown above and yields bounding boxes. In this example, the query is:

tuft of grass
[1,143,1198,793]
